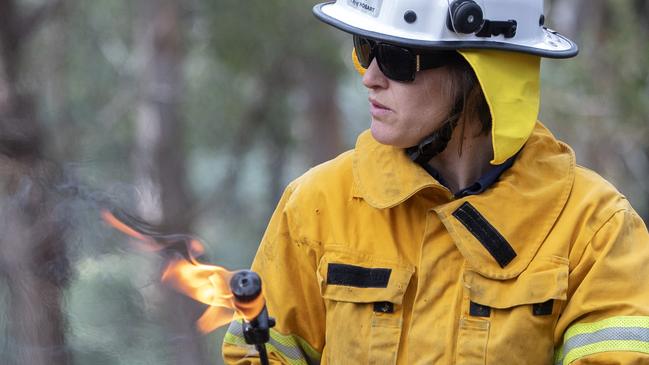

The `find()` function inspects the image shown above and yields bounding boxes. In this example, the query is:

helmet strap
[406,99,464,165]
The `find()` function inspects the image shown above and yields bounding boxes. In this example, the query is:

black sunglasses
[353,36,460,82]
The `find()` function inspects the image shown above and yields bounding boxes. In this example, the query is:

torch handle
[256,344,270,365]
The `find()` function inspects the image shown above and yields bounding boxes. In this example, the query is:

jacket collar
[352,123,575,279]
[351,131,450,209]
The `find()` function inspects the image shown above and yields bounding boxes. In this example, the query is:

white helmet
[313,0,578,58]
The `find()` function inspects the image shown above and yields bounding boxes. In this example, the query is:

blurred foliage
[0,0,646,364]
[541,0,649,218]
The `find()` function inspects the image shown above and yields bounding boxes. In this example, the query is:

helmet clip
[447,0,517,38]
[476,19,517,38]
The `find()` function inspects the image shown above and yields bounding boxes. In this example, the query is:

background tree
[132,0,208,364]
[0,1,70,365]
[544,0,649,220]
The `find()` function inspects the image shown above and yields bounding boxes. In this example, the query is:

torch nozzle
[230,270,262,303]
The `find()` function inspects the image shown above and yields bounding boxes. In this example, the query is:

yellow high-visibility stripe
[564,316,649,339]
[555,316,649,365]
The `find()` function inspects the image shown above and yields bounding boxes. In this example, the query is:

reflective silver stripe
[566,327,649,351]
[224,321,320,365]
[224,321,248,346]
[555,327,649,365]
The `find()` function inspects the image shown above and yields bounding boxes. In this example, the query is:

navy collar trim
[420,154,518,198]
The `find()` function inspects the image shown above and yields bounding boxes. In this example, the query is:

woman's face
[362,58,455,148]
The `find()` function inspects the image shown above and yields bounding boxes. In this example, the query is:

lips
[369,98,390,110]
[369,98,393,118]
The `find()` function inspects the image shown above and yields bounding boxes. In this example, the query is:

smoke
[0,157,205,365]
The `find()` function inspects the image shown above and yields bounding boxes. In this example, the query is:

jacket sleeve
[554,205,649,365]
[222,182,326,365]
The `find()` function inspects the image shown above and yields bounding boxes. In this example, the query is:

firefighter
[223,0,649,364]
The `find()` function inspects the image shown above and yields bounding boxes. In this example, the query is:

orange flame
[101,209,264,333]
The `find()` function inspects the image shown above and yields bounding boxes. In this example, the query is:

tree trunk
[548,0,589,39]
[132,1,207,364]
[0,171,70,365]
[304,58,343,166]
[0,1,70,364]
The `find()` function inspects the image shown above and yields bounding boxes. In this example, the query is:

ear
[352,48,366,76]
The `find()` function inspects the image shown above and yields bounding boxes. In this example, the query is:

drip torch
[230,270,275,365]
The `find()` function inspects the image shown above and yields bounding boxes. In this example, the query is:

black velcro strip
[532,299,554,316]
[373,301,394,313]
[470,301,491,317]
[327,263,391,288]
[452,202,517,268]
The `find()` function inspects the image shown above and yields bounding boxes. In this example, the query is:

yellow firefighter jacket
[223,123,649,364]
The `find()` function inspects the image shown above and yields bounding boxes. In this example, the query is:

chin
[370,121,415,148]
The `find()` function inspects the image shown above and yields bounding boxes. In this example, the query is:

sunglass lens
[376,44,416,82]
[353,36,373,68]
[418,51,460,70]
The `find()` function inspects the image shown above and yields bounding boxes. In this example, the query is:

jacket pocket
[458,255,569,365]
[317,248,414,365]
[456,318,490,365]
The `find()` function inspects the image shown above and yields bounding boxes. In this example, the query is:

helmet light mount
[447,0,484,34]
[447,0,517,39]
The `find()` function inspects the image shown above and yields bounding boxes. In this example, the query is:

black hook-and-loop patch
[374,301,394,313]
[452,202,517,268]
[532,299,554,316]
[327,263,392,288]
[469,301,492,317]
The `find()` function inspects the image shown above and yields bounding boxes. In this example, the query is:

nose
[362,59,389,90]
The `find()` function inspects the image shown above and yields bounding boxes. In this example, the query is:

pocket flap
[464,255,568,308]
[317,248,414,304]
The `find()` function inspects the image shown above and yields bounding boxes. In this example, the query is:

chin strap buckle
[406,135,437,165]
[405,121,456,165]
